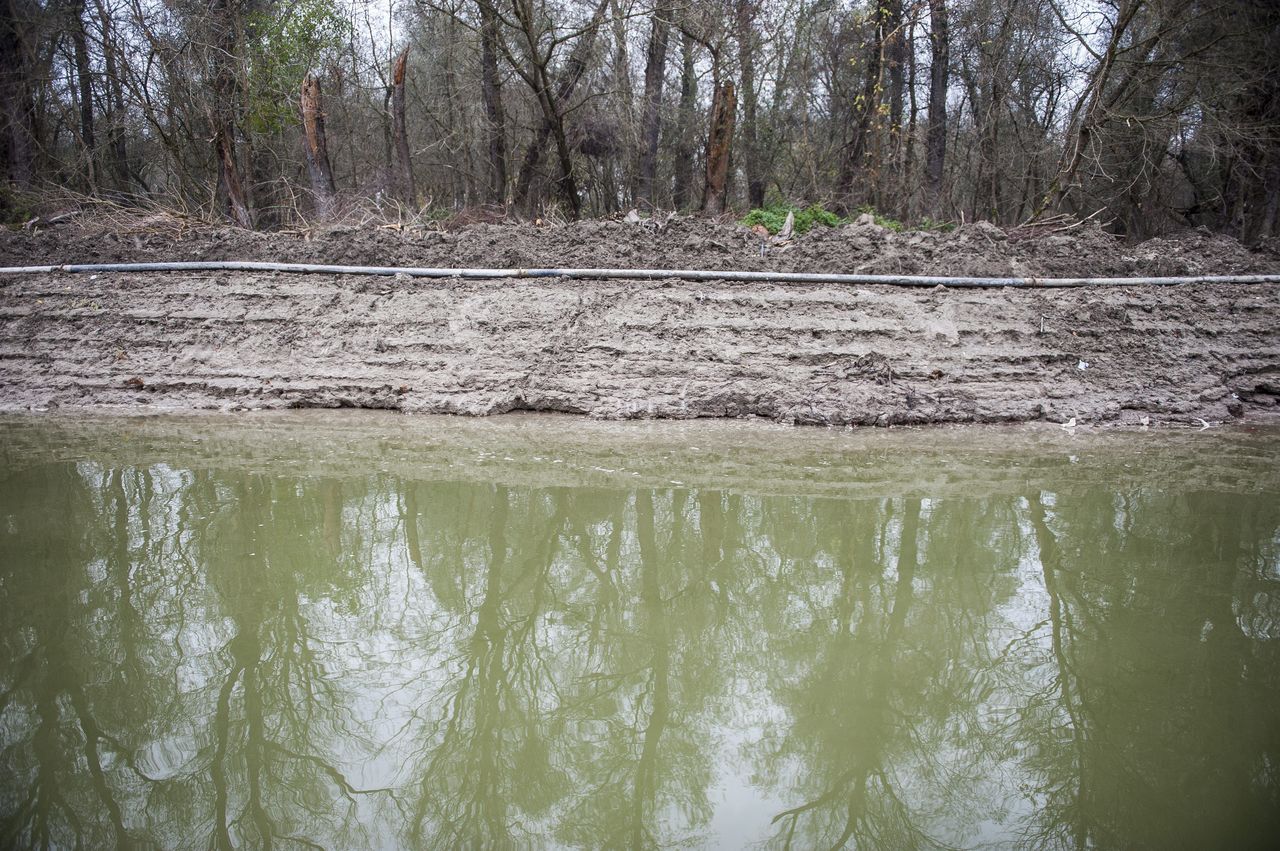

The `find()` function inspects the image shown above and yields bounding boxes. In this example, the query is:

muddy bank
[5,213,1280,277]
[4,413,1279,498]
[2,220,1279,426]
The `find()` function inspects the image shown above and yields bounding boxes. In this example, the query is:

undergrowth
[0,187,38,227]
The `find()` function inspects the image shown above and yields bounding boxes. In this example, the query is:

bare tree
[510,0,610,218]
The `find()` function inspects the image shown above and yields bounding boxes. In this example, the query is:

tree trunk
[903,17,918,217]
[301,73,337,220]
[1,0,36,190]
[94,0,130,191]
[513,0,608,217]
[924,0,949,214]
[211,0,251,228]
[477,0,507,206]
[884,0,906,213]
[391,47,415,206]
[837,3,886,208]
[71,0,96,188]
[1044,0,1143,215]
[736,0,764,208]
[610,0,634,205]
[636,0,672,209]
[702,80,736,214]
[671,30,697,210]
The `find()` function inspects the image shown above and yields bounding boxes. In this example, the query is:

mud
[2,217,1279,426]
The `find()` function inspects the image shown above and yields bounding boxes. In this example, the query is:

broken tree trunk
[391,47,416,206]
[301,73,337,220]
[702,80,736,214]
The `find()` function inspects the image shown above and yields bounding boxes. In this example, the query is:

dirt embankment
[1,217,1279,426]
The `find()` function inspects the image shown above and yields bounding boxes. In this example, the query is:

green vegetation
[245,0,352,133]
[743,203,955,236]
[742,203,843,235]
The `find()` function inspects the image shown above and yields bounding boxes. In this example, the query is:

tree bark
[391,47,415,206]
[702,80,736,213]
[609,0,634,206]
[477,0,507,206]
[301,73,337,220]
[903,16,918,217]
[924,0,949,214]
[636,0,673,209]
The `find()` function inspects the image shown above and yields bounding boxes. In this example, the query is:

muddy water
[1,414,1278,849]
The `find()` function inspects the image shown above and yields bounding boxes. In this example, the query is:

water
[1,413,1278,850]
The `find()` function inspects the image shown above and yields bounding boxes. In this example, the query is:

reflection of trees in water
[1,462,1278,848]
[1019,488,1280,849]
[751,496,1028,850]
[0,464,131,848]
[0,467,393,849]
[399,484,743,848]
[191,475,390,849]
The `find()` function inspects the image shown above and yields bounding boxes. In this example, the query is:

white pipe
[1,260,1279,288]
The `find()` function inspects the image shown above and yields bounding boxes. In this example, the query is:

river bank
[2,218,1279,425]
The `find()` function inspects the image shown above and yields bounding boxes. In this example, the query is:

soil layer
[2,218,1279,426]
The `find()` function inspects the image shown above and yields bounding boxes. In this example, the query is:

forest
[1,0,1277,241]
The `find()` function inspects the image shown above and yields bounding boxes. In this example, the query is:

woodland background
[1,0,1277,241]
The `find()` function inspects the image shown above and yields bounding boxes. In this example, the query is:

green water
[1,414,1278,850]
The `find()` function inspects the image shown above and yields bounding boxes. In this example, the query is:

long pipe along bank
[2,260,1280,288]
